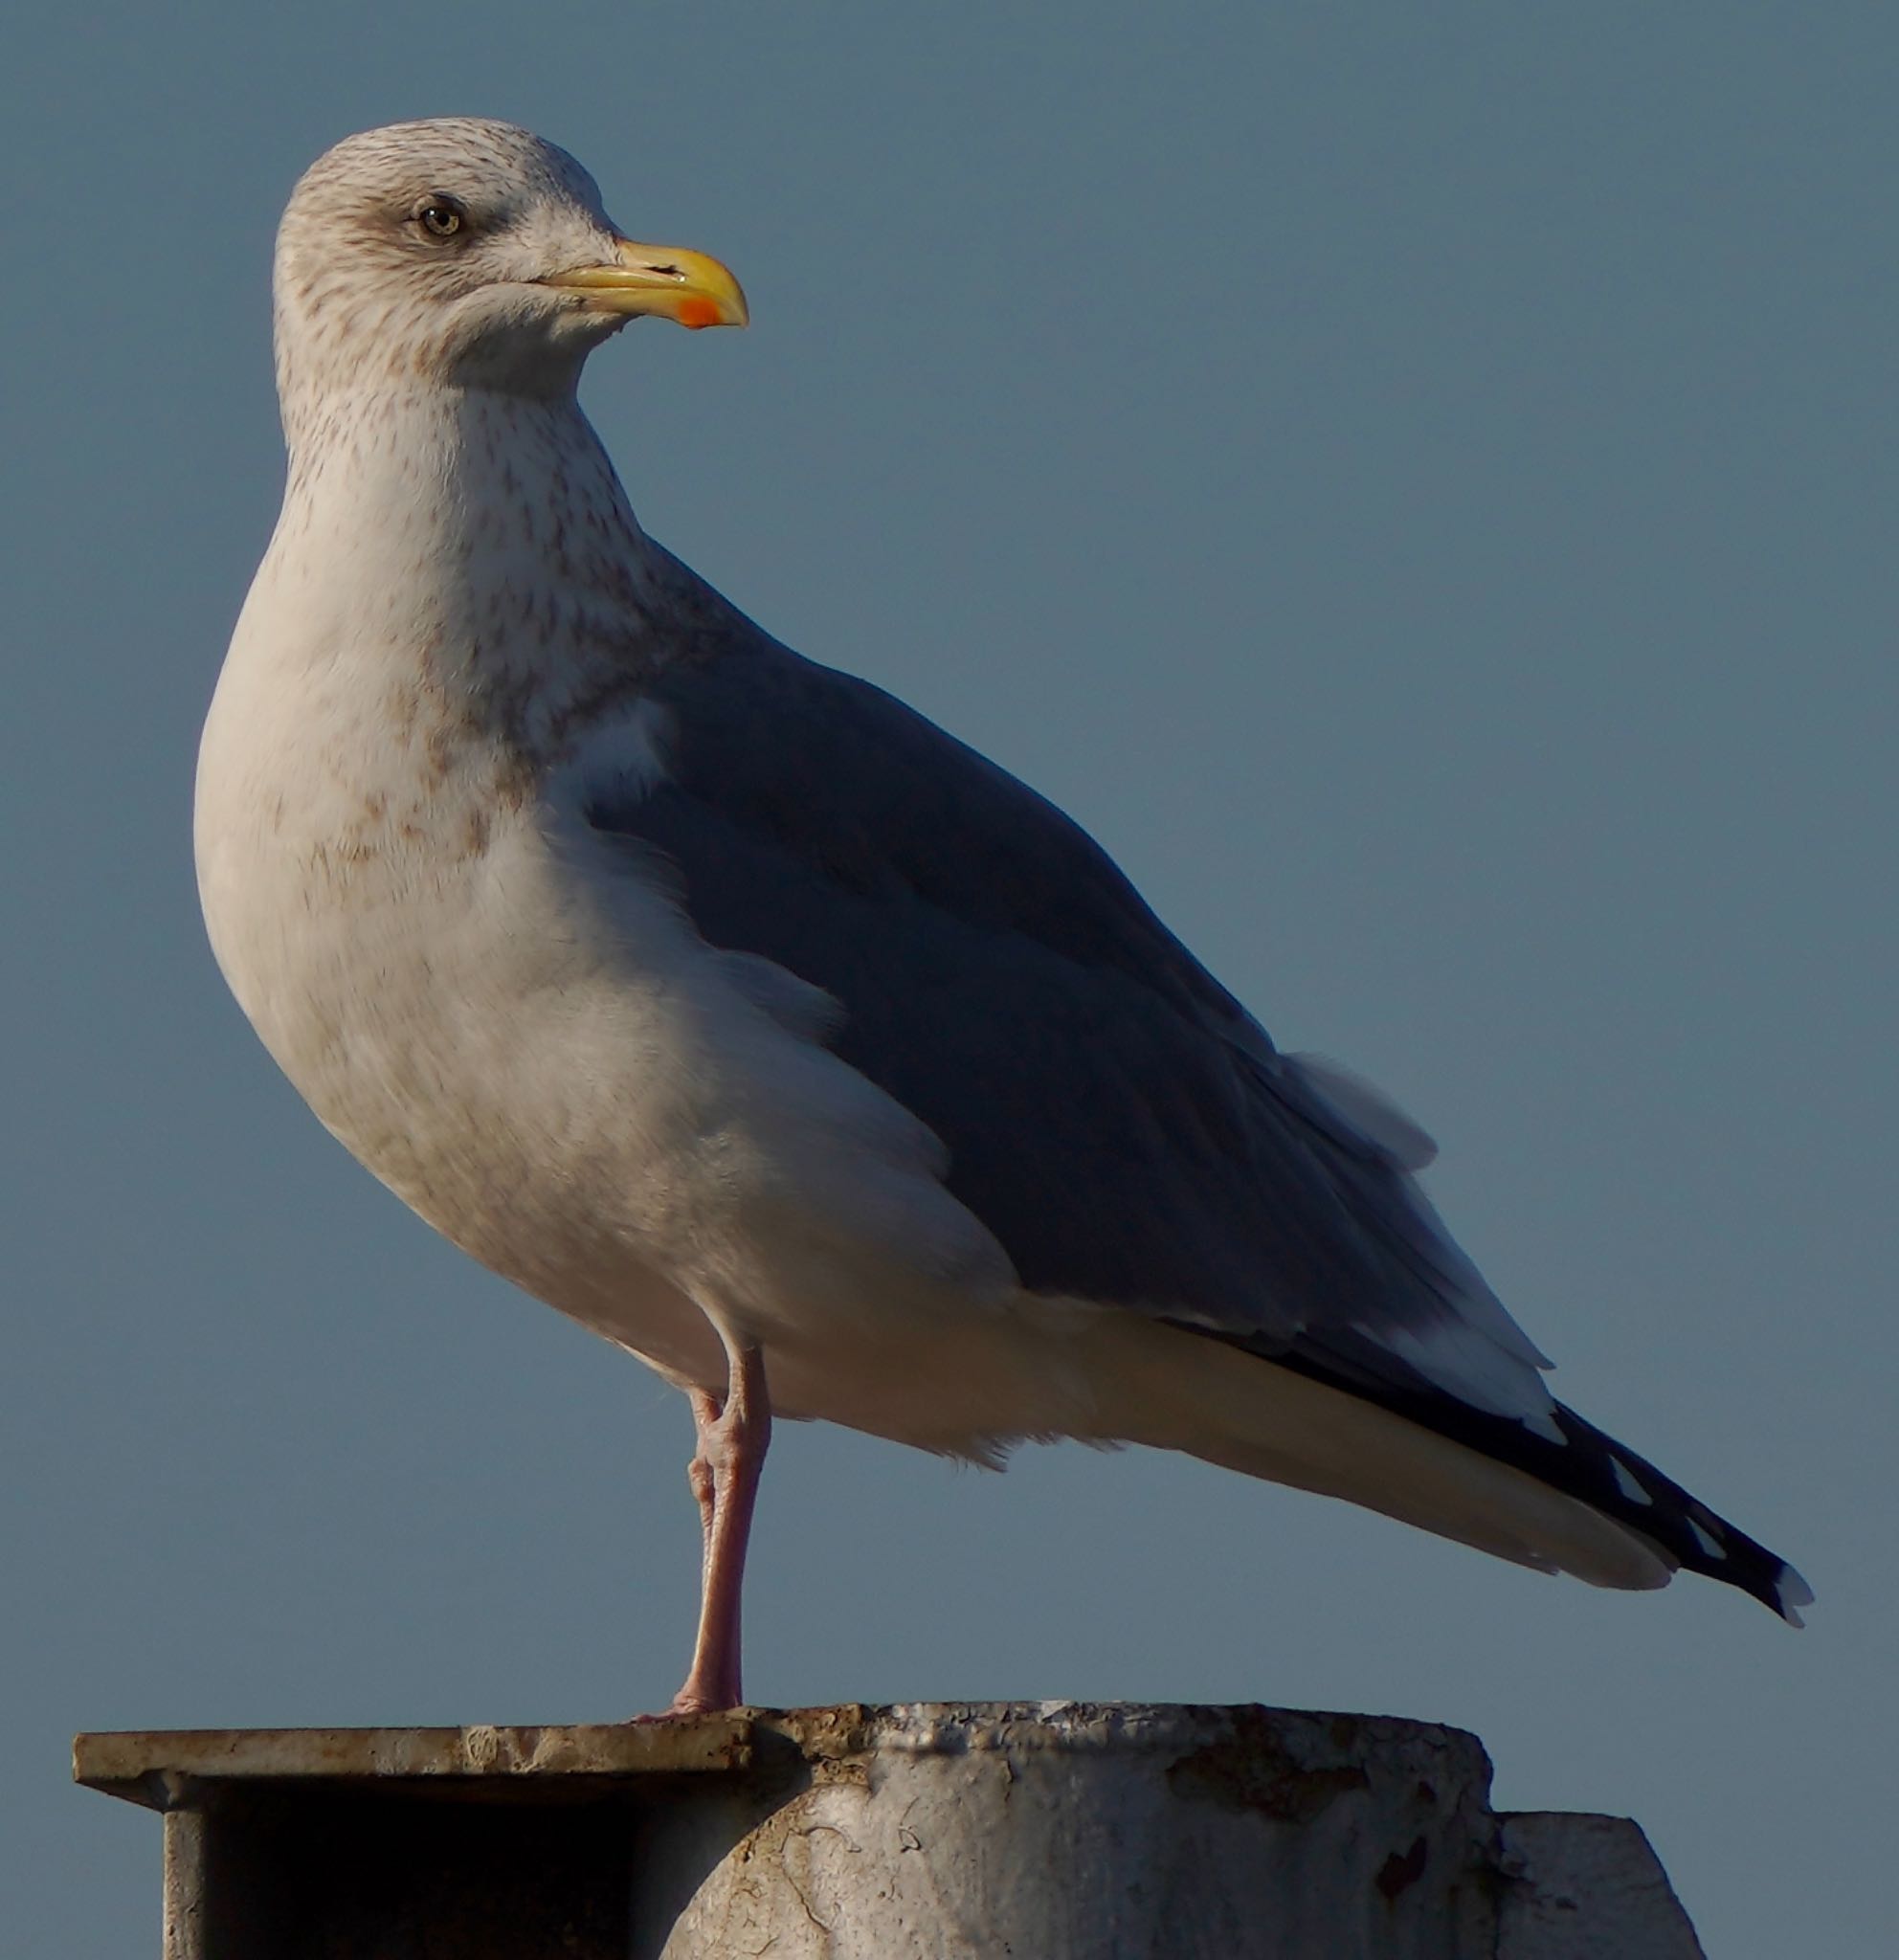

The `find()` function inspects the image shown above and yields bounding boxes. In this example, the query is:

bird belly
[197,678,1025,1415]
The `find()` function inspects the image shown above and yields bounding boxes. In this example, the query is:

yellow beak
[544,238,748,329]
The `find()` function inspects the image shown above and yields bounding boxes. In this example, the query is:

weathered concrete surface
[643,1703,1498,1959]
[76,1704,1705,1958]
[1497,1813,1706,1959]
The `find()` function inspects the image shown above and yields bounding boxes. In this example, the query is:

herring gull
[194,118,1809,1714]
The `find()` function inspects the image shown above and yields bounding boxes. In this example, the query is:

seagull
[195,118,1809,1715]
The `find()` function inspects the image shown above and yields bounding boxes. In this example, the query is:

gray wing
[580,630,1554,1429]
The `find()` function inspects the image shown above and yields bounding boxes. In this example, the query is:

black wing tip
[1544,1406,1812,1624]
[1180,1331,1812,1625]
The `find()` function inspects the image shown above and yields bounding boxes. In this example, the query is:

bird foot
[623,1679,744,1723]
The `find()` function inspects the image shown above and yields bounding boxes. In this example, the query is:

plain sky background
[4,4,1893,1953]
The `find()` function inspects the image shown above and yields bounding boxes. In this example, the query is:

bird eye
[412,195,466,239]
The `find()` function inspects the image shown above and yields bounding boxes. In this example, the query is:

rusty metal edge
[74,1717,757,1809]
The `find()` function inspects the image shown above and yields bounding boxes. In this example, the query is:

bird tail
[1035,1294,1810,1618]
[1077,1313,1678,1592]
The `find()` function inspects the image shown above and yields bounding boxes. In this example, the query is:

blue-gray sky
[5,5,1893,1952]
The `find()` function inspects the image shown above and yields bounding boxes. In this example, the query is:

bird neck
[271,384,681,754]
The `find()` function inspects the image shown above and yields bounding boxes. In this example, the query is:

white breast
[196,558,1018,1429]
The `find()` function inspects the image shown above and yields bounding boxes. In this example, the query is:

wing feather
[574,637,1554,1427]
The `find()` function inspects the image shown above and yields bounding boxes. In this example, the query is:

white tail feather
[1074,1314,1676,1592]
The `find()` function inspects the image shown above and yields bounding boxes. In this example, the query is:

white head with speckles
[273,118,747,421]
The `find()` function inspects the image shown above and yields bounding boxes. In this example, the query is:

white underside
[583,1271,1675,1595]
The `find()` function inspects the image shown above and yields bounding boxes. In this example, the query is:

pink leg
[668,1329,771,1715]
[684,1387,720,1573]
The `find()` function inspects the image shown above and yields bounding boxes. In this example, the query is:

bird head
[272,118,747,405]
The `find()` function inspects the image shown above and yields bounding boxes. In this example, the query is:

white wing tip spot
[1610,1457,1653,1505]
[1775,1565,1815,1628]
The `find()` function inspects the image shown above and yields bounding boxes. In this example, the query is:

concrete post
[76,1704,1705,1958]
